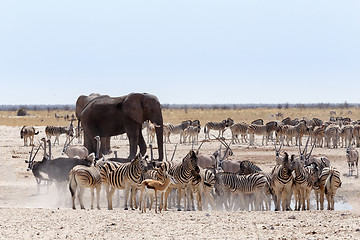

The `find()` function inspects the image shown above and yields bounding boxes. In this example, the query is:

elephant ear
[122,95,144,124]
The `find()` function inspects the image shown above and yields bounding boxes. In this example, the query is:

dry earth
[1,124,360,239]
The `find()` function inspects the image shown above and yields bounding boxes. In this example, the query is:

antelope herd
[21,114,360,213]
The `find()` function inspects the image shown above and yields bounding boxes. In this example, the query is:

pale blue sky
[1,1,359,105]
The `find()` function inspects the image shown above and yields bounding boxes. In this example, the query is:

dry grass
[0,107,359,127]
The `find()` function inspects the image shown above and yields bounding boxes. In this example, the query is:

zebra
[143,120,156,144]
[98,154,148,210]
[183,125,201,145]
[346,147,359,177]
[339,124,353,148]
[292,158,312,211]
[237,160,262,175]
[214,172,267,211]
[251,119,264,125]
[353,124,360,147]
[307,117,323,129]
[324,124,340,148]
[317,166,342,210]
[45,125,74,145]
[310,125,326,147]
[20,126,39,146]
[247,121,277,146]
[230,122,249,144]
[204,118,234,140]
[69,164,102,210]
[164,120,192,143]
[283,121,308,146]
[270,152,294,211]
[164,150,200,211]
[189,167,217,211]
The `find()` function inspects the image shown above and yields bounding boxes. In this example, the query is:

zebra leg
[123,186,131,210]
[197,190,202,211]
[319,190,325,210]
[273,190,281,211]
[78,187,85,210]
[96,185,101,210]
[90,188,95,210]
[107,186,116,210]
[177,188,182,211]
[164,187,172,211]
[315,190,320,210]
[293,189,299,211]
[301,188,306,211]
[69,179,77,210]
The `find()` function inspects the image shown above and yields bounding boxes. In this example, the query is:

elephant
[79,92,164,161]
[76,93,111,154]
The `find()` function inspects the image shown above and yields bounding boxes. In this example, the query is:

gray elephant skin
[76,93,111,154]
[79,93,164,161]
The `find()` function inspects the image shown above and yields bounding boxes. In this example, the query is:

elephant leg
[138,130,147,157]
[84,132,96,154]
[100,137,111,155]
[126,129,140,159]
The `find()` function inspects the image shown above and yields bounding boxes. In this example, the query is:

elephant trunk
[155,124,164,161]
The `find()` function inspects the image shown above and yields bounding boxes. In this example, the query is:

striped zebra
[69,164,102,210]
[164,120,192,143]
[324,124,340,148]
[247,121,277,146]
[310,125,326,147]
[270,152,294,211]
[251,119,264,125]
[318,166,342,210]
[204,118,234,140]
[143,120,156,144]
[190,167,216,211]
[339,124,353,148]
[283,121,308,146]
[230,122,249,144]
[275,122,287,145]
[45,125,74,145]
[353,124,360,147]
[238,160,262,175]
[164,150,200,211]
[98,154,148,210]
[183,125,201,145]
[346,147,359,177]
[292,158,312,210]
[20,126,39,146]
[214,172,267,211]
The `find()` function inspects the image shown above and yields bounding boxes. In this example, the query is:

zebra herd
[26,132,343,212]
[22,115,354,212]
[157,116,360,150]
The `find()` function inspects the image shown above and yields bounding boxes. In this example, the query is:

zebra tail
[324,171,333,195]
[204,125,207,134]
[69,170,77,197]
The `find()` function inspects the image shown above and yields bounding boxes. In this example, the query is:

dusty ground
[1,125,360,239]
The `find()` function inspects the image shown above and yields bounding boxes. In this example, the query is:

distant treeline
[0,102,359,111]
